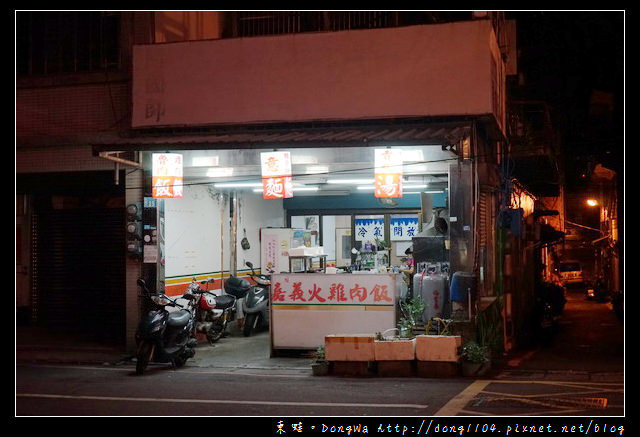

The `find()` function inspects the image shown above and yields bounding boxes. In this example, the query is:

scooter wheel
[243,313,258,337]
[206,326,224,344]
[135,341,153,375]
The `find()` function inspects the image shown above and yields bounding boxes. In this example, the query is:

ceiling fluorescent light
[357,184,427,190]
[192,156,219,167]
[292,155,318,165]
[328,179,375,184]
[401,150,424,162]
[252,187,319,192]
[214,182,262,188]
[305,165,329,174]
[206,167,234,178]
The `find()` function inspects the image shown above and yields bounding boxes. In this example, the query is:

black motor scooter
[135,279,198,375]
[243,261,271,337]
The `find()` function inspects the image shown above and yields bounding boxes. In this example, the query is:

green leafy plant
[459,340,490,364]
[315,345,326,363]
[397,318,414,338]
[400,296,426,326]
[375,238,391,251]
[311,344,330,376]
[398,296,427,338]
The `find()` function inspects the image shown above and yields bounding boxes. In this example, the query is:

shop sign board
[260,151,293,199]
[262,176,293,199]
[390,216,419,241]
[152,153,183,199]
[354,217,385,242]
[374,149,403,198]
[272,273,394,306]
[271,273,398,350]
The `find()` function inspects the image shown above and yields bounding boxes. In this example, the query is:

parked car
[558,261,584,287]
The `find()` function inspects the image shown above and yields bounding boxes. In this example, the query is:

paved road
[16,363,470,416]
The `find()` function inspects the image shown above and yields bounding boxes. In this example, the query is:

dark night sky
[509,11,624,186]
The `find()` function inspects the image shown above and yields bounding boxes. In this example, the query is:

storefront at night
[89,18,510,355]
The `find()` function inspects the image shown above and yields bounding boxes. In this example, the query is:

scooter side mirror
[246,261,254,269]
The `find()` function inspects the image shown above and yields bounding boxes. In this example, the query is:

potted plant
[311,345,330,376]
[459,340,491,376]
[398,296,427,338]
[414,318,462,377]
[374,329,416,361]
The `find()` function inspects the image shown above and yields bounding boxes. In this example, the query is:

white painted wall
[164,184,229,278]
[236,191,285,271]
[164,185,286,282]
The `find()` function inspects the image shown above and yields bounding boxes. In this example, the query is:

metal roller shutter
[31,207,126,344]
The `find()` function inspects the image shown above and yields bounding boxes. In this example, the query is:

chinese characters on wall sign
[152,153,183,199]
[374,149,403,198]
[271,274,395,306]
[261,151,293,199]
[390,216,419,241]
[354,217,385,242]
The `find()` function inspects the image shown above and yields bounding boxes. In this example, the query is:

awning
[88,120,473,153]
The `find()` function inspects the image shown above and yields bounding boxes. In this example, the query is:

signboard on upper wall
[132,21,499,130]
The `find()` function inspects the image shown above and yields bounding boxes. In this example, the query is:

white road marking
[16,393,428,409]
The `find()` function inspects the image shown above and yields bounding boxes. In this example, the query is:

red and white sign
[374,173,403,198]
[271,273,395,306]
[152,153,183,199]
[262,176,294,199]
[260,151,293,199]
[374,149,403,198]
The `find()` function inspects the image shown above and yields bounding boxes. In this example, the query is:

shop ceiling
[183,145,453,195]
[93,121,469,196]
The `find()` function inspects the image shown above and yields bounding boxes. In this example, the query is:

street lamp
[586,199,599,207]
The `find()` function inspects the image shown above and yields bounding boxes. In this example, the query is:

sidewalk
[16,289,624,381]
[16,323,314,371]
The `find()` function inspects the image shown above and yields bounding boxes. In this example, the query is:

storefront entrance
[144,143,455,355]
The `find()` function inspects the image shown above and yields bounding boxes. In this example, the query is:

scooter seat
[167,309,191,327]
[215,294,236,310]
[224,277,251,299]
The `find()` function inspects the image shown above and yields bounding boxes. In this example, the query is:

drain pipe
[114,161,120,185]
